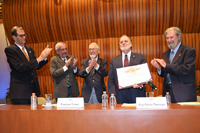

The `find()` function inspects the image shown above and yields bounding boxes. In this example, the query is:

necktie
[22,47,30,61]
[169,50,174,63]
[124,55,129,67]
[67,75,71,88]
[167,50,174,84]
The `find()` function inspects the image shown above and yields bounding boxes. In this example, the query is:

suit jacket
[50,55,80,98]
[159,43,197,102]
[108,52,147,104]
[4,44,48,99]
[79,58,108,103]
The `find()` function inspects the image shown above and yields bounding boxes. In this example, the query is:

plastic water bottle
[31,93,37,110]
[102,91,108,108]
[110,94,116,107]
[165,92,171,104]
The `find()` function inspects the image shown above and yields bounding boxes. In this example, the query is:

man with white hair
[151,27,197,102]
[79,43,108,104]
[50,42,79,100]
[108,35,147,104]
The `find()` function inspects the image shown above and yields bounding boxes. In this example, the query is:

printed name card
[136,97,168,109]
[57,97,84,108]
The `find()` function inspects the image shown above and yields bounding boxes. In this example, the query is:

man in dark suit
[79,43,108,104]
[5,26,52,104]
[50,42,79,100]
[108,35,147,104]
[151,27,197,103]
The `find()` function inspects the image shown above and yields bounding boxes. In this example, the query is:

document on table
[177,102,200,105]
[116,63,152,89]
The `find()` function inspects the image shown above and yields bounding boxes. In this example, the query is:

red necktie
[124,55,129,67]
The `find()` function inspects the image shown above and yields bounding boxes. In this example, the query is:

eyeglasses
[89,48,97,51]
[17,34,27,38]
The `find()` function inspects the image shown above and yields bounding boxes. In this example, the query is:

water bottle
[31,93,37,110]
[102,91,108,108]
[165,92,171,104]
[110,94,116,107]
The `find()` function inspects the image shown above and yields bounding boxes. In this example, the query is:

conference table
[0,104,200,133]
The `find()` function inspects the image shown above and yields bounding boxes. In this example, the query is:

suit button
[31,81,33,83]
[31,73,33,75]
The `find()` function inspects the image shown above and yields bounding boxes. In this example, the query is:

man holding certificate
[108,35,147,104]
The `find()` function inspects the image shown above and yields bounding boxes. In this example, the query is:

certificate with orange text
[116,63,152,89]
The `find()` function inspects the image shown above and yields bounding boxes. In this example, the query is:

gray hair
[11,26,23,36]
[89,42,100,49]
[55,42,67,51]
[164,27,182,40]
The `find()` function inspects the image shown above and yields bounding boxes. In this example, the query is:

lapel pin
[179,54,181,56]
[133,55,135,57]
[29,51,31,53]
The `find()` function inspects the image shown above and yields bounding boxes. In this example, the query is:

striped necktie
[22,47,30,61]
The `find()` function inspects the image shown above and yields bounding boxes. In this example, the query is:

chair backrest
[37,97,46,105]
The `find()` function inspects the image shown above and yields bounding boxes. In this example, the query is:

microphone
[147,81,157,90]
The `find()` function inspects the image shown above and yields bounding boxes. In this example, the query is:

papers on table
[116,63,152,89]
[177,102,200,105]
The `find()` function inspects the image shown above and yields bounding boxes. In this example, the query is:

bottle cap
[32,93,35,97]
[166,92,169,95]
[111,94,114,96]
[103,91,106,94]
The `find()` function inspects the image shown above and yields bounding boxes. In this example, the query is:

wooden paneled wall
[2,0,200,97]
[3,0,200,43]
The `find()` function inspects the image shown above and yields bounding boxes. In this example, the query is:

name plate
[136,97,167,109]
[57,97,84,108]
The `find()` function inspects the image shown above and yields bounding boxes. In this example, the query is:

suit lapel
[57,55,65,66]
[129,52,136,66]
[14,44,29,62]
[171,43,183,64]
[24,46,32,59]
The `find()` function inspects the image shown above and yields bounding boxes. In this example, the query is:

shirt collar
[122,51,131,58]
[91,56,98,61]
[15,43,24,50]
[171,42,181,54]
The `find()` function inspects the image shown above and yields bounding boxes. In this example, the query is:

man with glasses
[50,42,80,101]
[108,35,147,104]
[151,27,197,102]
[5,26,52,104]
[79,43,108,104]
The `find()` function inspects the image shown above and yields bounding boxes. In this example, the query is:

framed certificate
[116,63,152,89]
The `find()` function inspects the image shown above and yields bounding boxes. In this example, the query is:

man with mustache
[5,26,52,104]
[79,43,108,104]
[151,27,197,103]
[108,35,147,104]
[50,42,79,100]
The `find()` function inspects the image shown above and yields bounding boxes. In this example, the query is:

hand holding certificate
[116,63,152,89]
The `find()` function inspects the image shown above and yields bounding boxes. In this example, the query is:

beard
[120,44,132,51]
[167,41,178,49]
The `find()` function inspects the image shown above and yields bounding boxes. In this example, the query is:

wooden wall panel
[3,0,200,44]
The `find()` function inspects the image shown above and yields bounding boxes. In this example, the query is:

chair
[197,96,200,102]
[51,98,57,104]
[37,97,46,105]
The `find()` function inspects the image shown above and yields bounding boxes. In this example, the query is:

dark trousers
[12,99,31,105]
[56,87,73,102]
[166,84,177,103]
